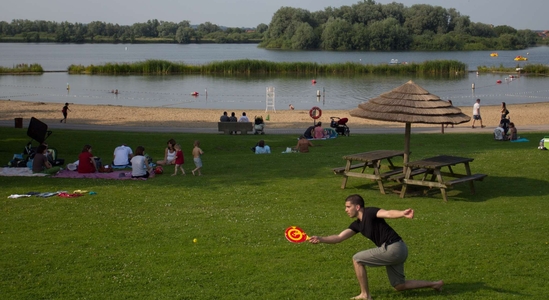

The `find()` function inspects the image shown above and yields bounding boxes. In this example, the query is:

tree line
[260,0,543,50]
[0,0,545,50]
[0,19,267,44]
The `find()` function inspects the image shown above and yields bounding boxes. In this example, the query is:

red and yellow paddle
[284,226,310,243]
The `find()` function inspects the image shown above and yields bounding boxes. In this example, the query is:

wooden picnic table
[399,155,487,202]
[333,150,405,194]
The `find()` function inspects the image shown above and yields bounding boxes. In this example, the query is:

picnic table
[399,155,487,202]
[333,150,405,194]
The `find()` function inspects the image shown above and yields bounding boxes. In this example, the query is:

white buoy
[472,83,475,90]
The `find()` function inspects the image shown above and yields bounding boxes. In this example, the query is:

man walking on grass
[310,194,443,300]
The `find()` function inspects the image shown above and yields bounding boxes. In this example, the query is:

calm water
[0,43,548,110]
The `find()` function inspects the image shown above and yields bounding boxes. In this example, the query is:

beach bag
[494,128,504,141]
[98,164,113,173]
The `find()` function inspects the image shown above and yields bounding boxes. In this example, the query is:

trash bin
[14,118,23,128]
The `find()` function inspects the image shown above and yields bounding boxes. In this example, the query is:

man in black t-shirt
[310,194,443,300]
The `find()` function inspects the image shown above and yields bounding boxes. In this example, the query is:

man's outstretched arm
[309,228,355,244]
[376,208,414,219]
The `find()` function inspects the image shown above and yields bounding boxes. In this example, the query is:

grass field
[1,127,548,299]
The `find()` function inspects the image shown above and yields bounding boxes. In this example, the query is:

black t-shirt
[348,207,401,247]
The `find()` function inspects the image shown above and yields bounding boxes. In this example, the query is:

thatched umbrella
[350,80,470,164]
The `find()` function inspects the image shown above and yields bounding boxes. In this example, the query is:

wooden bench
[386,168,428,181]
[332,162,373,175]
[444,173,487,187]
[218,122,253,135]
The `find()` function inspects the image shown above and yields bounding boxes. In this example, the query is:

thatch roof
[350,80,471,124]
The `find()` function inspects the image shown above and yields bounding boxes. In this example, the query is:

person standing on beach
[471,99,485,128]
[501,102,509,120]
[191,140,204,176]
[309,194,443,300]
[60,103,71,123]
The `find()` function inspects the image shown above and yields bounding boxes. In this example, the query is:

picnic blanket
[52,169,154,180]
[0,167,48,177]
[511,138,529,143]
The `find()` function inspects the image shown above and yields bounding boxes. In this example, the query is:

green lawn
[1,127,548,299]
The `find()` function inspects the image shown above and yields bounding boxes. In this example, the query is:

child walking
[60,102,71,123]
[172,144,185,176]
[191,140,204,176]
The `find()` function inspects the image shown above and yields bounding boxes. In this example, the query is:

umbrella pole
[404,122,411,164]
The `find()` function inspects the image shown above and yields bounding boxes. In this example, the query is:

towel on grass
[511,138,529,143]
[0,168,48,177]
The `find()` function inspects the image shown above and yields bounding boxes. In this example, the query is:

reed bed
[68,59,466,75]
[523,64,549,75]
[0,63,43,73]
[477,63,549,75]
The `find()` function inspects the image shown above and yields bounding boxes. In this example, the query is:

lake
[0,43,548,110]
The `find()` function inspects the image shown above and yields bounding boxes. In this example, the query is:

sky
[1,0,547,30]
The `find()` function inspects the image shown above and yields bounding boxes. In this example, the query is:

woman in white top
[131,146,152,178]
[156,139,177,165]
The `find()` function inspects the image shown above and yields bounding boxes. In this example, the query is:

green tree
[290,22,317,49]
[256,23,268,34]
[515,29,537,47]
[351,23,370,50]
[497,33,518,49]
[157,21,178,37]
[87,21,105,41]
[368,18,410,50]
[404,4,450,35]
[265,7,314,40]
[467,22,496,38]
[352,0,384,25]
[321,18,352,50]
[494,25,517,36]
[175,26,194,44]
[197,22,221,36]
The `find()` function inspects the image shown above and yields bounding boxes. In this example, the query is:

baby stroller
[22,117,63,166]
[330,117,350,136]
[254,116,265,135]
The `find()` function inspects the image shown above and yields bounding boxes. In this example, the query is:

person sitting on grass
[32,144,52,173]
[509,122,519,141]
[294,135,314,153]
[313,122,326,139]
[131,146,152,179]
[113,143,133,166]
[254,140,271,154]
[156,139,176,166]
[78,145,97,173]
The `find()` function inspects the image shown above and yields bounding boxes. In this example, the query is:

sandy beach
[1,99,548,130]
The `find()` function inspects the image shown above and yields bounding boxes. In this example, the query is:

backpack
[494,128,504,141]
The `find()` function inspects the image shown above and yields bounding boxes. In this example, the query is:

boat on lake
[490,52,498,57]
[514,55,528,61]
